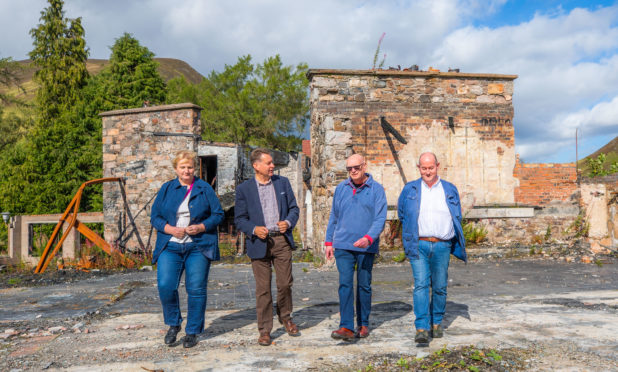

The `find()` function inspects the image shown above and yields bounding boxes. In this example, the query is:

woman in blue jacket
[150,151,224,348]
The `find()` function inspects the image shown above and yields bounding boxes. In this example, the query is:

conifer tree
[98,33,166,109]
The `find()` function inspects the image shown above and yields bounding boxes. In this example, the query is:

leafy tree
[167,54,309,151]
[97,33,166,109]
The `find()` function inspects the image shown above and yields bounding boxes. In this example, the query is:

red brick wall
[513,157,578,206]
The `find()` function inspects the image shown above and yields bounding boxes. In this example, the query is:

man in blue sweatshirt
[325,154,387,341]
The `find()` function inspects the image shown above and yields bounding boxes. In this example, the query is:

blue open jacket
[325,174,387,254]
[150,177,224,264]
[397,178,467,262]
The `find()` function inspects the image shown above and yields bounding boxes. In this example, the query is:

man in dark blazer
[235,148,300,346]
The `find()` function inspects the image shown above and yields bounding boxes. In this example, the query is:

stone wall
[101,103,202,252]
[309,69,517,254]
[514,158,578,206]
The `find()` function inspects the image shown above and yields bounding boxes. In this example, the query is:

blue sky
[0,0,617,163]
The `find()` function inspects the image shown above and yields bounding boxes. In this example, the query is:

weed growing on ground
[392,252,406,263]
[353,345,526,371]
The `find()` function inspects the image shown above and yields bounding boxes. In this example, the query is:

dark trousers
[251,235,293,334]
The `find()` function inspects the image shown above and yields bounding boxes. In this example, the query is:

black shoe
[164,326,181,345]
[183,334,198,348]
[431,325,444,338]
[415,329,429,344]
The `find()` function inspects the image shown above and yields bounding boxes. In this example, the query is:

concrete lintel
[99,103,202,117]
[466,207,535,219]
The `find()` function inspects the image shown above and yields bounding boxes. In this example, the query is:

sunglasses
[346,163,364,172]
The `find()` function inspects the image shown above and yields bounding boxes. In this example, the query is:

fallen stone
[581,256,592,264]
[140,266,153,272]
[72,322,84,330]
[48,326,66,334]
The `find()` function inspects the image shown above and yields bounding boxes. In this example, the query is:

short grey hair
[417,152,438,166]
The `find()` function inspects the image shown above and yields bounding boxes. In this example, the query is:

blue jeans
[157,242,211,335]
[410,240,451,331]
[334,248,375,330]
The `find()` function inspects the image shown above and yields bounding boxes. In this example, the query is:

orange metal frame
[34,177,135,274]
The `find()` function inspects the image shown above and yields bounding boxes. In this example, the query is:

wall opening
[200,155,218,191]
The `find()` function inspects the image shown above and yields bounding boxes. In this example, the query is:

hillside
[0,58,204,103]
[578,135,618,175]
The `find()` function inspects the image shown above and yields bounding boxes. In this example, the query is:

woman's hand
[165,224,186,239]
[186,224,205,235]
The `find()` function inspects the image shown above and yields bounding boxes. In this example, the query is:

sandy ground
[1,257,617,371]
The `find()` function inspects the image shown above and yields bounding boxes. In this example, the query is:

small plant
[302,267,308,273]
[371,32,387,70]
[468,366,479,372]
[7,278,21,285]
[395,357,409,369]
[529,246,536,255]
[544,225,552,241]
[463,219,488,244]
[392,252,406,263]
[566,213,590,238]
[595,259,603,267]
[487,349,502,361]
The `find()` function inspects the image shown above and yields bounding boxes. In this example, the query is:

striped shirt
[255,178,280,232]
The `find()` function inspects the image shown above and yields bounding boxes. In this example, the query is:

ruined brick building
[307,69,616,256]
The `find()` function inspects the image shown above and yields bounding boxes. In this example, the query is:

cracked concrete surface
[1,258,617,371]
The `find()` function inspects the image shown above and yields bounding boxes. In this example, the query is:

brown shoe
[356,326,370,338]
[283,319,300,337]
[331,327,355,341]
[258,332,271,346]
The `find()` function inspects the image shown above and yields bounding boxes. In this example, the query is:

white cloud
[431,5,618,161]
[0,0,617,162]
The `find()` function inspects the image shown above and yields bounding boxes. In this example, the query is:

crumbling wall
[101,103,201,252]
[580,174,618,252]
[309,69,517,254]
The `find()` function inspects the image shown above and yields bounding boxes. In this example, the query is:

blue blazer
[397,178,467,262]
[150,177,224,264]
[234,175,299,259]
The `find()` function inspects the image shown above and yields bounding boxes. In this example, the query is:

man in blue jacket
[235,148,300,346]
[397,152,466,344]
[325,154,387,341]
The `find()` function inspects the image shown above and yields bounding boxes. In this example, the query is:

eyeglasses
[346,163,364,172]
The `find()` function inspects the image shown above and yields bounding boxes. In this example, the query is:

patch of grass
[462,220,488,244]
[594,259,603,267]
[353,345,526,371]
[7,277,21,285]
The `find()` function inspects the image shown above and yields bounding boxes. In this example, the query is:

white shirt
[170,189,193,243]
[418,178,455,240]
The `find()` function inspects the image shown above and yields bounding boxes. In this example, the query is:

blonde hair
[172,150,197,168]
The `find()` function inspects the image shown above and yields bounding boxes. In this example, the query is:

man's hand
[325,245,334,261]
[353,237,370,249]
[277,221,289,233]
[166,225,186,239]
[186,224,205,235]
[254,226,269,240]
